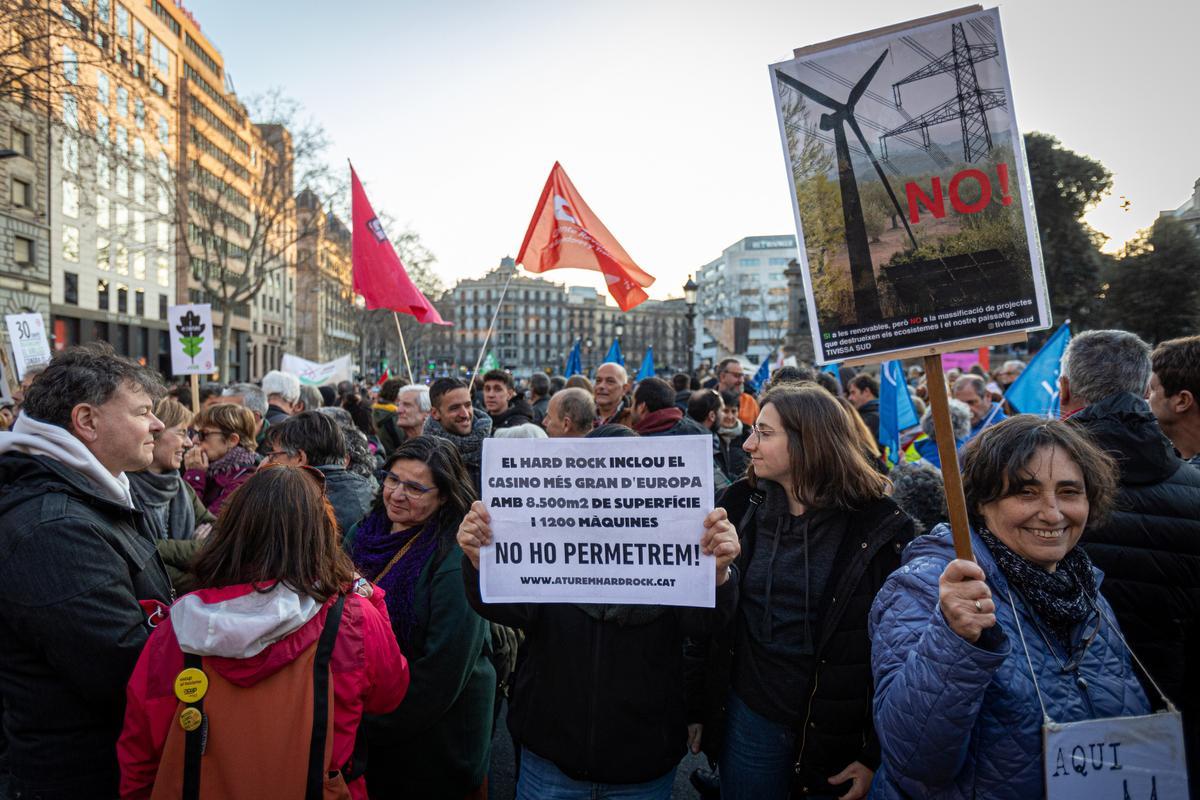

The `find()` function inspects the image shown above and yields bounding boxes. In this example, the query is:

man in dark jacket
[633,378,730,493]
[483,369,534,431]
[262,411,374,535]
[847,373,881,446]
[425,377,492,495]
[0,344,174,799]
[371,378,406,457]
[1149,335,1200,468]
[1064,330,1200,780]
[528,372,551,426]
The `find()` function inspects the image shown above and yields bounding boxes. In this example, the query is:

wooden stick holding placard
[190,374,200,414]
[0,341,18,399]
[923,355,974,560]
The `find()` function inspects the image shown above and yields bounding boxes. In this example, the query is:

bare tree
[0,1,105,110]
[162,88,338,379]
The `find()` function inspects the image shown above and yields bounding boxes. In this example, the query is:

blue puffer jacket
[868,525,1149,799]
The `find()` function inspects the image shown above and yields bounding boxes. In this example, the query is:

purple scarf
[350,510,440,651]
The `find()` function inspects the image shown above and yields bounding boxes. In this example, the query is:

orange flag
[516,162,655,312]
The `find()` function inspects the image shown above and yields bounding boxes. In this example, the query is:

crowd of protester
[0,329,1198,799]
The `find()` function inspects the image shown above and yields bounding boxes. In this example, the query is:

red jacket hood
[169,583,331,687]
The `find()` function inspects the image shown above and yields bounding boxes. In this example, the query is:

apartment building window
[150,36,169,76]
[62,135,78,172]
[12,127,31,156]
[134,97,145,129]
[96,152,110,187]
[115,243,128,275]
[14,236,33,267]
[97,0,111,24]
[134,288,145,317]
[97,236,110,270]
[96,110,108,143]
[63,94,78,128]
[156,257,169,288]
[98,279,110,310]
[116,125,127,153]
[133,171,144,204]
[156,221,168,250]
[62,2,84,30]
[94,30,109,51]
[133,211,145,243]
[158,294,167,319]
[11,178,30,208]
[150,77,167,98]
[117,284,128,313]
[132,137,144,164]
[61,180,79,218]
[134,21,146,54]
[64,272,78,304]
[156,115,168,148]
[133,252,145,280]
[62,46,79,84]
[116,86,128,118]
[115,202,128,233]
[62,226,79,262]
[116,5,129,38]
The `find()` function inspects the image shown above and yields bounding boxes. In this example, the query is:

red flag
[516,162,654,312]
[351,165,448,325]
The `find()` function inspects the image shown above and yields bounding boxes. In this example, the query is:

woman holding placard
[689,382,914,800]
[868,416,1152,798]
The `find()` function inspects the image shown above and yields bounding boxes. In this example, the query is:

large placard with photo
[769,7,1049,363]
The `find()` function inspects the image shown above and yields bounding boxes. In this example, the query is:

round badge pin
[179,707,203,732]
[174,667,209,704]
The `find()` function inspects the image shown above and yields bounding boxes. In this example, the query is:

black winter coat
[463,558,737,784]
[0,453,173,798]
[491,396,536,430]
[1073,393,1200,773]
[688,478,912,797]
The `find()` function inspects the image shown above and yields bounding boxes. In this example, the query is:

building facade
[432,257,691,378]
[294,188,356,364]
[0,92,52,339]
[694,235,797,367]
[1160,178,1200,240]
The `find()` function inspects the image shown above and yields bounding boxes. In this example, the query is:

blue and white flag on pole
[635,346,655,381]
[564,339,582,377]
[879,359,919,468]
[603,338,624,367]
[1005,321,1070,418]
[748,356,772,392]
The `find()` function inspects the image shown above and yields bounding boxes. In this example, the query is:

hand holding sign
[939,559,996,643]
[700,507,739,586]
[458,501,492,570]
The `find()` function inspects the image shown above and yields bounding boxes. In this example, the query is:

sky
[188,0,1199,302]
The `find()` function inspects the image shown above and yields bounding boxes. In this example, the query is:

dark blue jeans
[515,747,674,800]
[718,691,839,800]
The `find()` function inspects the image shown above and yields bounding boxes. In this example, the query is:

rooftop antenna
[775,50,917,324]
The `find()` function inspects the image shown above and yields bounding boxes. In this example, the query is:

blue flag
[748,356,772,392]
[1005,322,1070,418]
[564,339,582,377]
[879,359,919,468]
[635,346,655,381]
[820,362,841,393]
[603,338,624,367]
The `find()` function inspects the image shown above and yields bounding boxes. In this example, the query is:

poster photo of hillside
[769,7,1050,363]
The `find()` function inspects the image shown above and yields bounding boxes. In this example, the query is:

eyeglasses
[377,470,436,499]
[261,450,291,462]
[188,428,225,441]
[1061,610,1102,674]
[747,424,775,441]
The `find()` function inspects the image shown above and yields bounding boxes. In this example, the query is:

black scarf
[129,469,196,540]
[978,527,1097,645]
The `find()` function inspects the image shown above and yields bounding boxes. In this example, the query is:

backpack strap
[306,594,346,800]
[181,652,205,800]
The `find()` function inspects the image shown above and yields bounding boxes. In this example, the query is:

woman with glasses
[868,416,1149,798]
[344,436,495,800]
[689,383,914,800]
[118,465,410,800]
[183,403,260,514]
[128,397,216,593]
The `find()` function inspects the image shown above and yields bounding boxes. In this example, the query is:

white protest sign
[5,313,52,381]
[280,353,353,386]
[167,304,215,376]
[480,435,716,607]
[1043,711,1188,799]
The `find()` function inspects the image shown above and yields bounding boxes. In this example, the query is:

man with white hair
[593,362,632,427]
[993,359,1026,392]
[952,373,1005,440]
[261,369,301,424]
[1064,329,1200,778]
[396,384,431,442]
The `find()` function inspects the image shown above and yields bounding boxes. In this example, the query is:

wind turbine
[776,50,916,324]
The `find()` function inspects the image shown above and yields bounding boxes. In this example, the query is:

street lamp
[585,337,594,373]
[683,275,698,373]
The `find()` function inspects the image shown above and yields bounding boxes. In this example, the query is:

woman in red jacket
[118,465,409,800]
